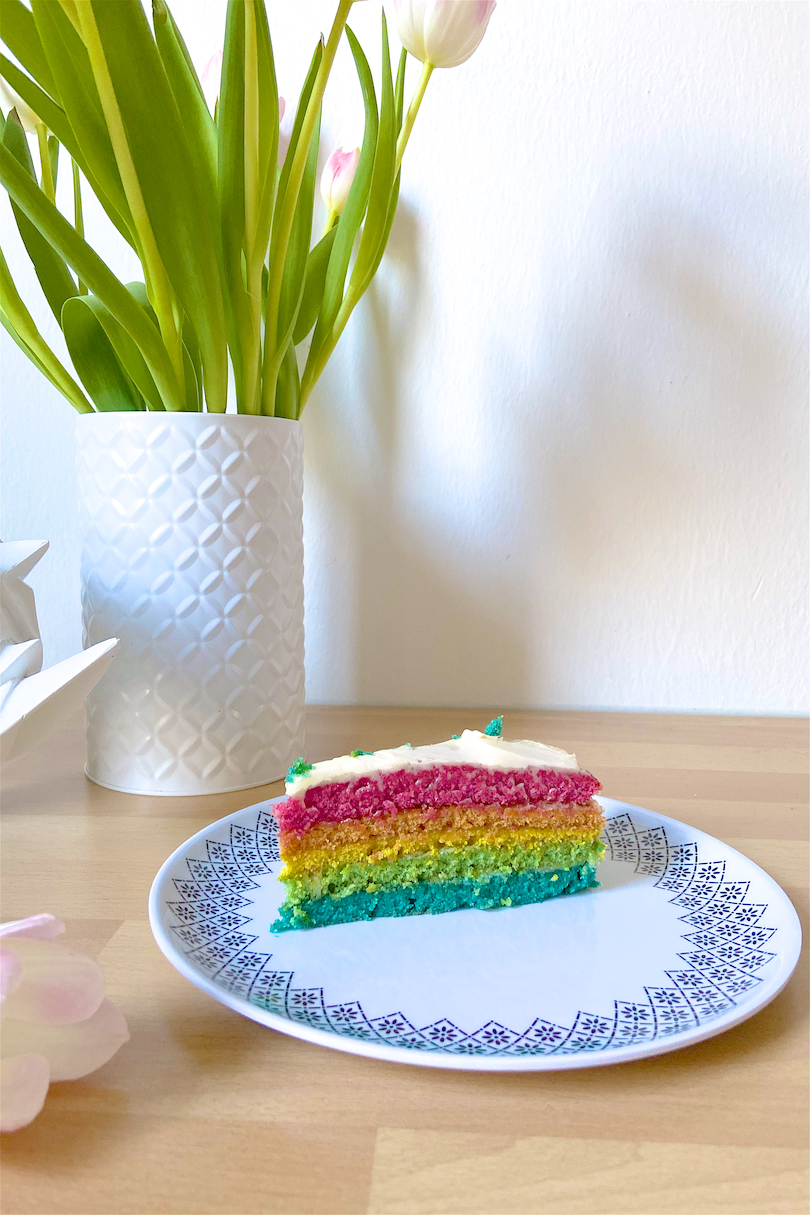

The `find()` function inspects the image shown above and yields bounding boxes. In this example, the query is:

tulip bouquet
[0,0,495,420]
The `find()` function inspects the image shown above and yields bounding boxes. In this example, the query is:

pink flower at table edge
[0,914,129,1133]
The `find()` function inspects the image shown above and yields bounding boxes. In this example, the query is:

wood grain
[1,707,808,1215]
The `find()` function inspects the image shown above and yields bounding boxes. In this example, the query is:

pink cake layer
[276,765,601,835]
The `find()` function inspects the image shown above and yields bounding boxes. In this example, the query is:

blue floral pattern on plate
[151,802,797,1065]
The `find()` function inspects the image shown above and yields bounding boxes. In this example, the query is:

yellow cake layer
[282,838,605,901]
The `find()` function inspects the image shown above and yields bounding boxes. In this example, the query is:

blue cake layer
[271,863,598,932]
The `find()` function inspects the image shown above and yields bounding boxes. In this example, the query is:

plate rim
[148,796,803,1072]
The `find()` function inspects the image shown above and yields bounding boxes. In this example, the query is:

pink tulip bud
[199,50,285,131]
[320,146,361,217]
[0,914,129,1132]
[392,0,496,69]
[200,50,223,114]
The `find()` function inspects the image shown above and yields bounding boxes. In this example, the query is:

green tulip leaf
[0,0,59,100]
[128,280,198,409]
[303,25,378,383]
[1,247,92,413]
[272,42,322,264]
[0,144,184,408]
[152,0,217,220]
[292,226,337,344]
[125,282,159,326]
[0,53,132,246]
[87,0,228,411]
[395,47,407,134]
[260,39,322,413]
[366,169,401,288]
[62,295,144,411]
[299,14,398,411]
[218,0,249,400]
[47,134,59,191]
[349,11,396,299]
[249,0,280,267]
[276,102,320,352]
[273,334,300,420]
[0,55,65,144]
[1,309,53,384]
[0,310,91,411]
[216,0,278,412]
[182,315,203,411]
[2,110,77,323]
[181,339,201,412]
[79,294,166,411]
[30,2,135,244]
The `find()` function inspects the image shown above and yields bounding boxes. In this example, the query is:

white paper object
[0,540,118,763]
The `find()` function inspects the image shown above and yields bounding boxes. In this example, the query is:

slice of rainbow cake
[271,717,604,931]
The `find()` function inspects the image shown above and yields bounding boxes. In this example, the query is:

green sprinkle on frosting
[286,757,313,784]
[484,715,503,737]
[350,749,374,757]
[451,734,460,740]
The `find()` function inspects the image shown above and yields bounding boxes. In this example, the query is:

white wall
[2,1,807,713]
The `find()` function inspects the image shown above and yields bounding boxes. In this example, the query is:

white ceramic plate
[148,797,801,1071]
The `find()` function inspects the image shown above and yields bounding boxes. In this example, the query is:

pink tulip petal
[200,49,223,111]
[201,49,223,86]
[0,947,23,1003]
[0,914,65,941]
[0,1053,50,1132]
[1,940,105,1026]
[320,146,361,215]
[1,998,129,1082]
[278,96,286,124]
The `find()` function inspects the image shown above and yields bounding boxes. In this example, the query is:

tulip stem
[36,123,55,203]
[71,158,87,294]
[262,0,353,415]
[395,61,433,172]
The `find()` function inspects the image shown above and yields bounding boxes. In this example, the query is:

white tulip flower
[0,79,42,132]
[391,0,497,69]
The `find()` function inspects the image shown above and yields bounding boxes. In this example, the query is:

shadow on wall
[305,198,805,710]
[543,217,792,566]
[530,205,803,704]
[304,201,531,709]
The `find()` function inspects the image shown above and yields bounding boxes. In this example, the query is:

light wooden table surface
[2,707,807,1215]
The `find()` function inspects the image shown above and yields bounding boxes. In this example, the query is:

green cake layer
[282,839,604,902]
[271,862,599,931]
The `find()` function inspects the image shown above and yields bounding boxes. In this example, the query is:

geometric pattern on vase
[163,809,778,1056]
[77,414,305,795]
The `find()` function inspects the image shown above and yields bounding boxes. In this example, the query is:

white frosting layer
[286,729,581,798]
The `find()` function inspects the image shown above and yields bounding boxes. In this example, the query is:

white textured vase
[76,413,305,795]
